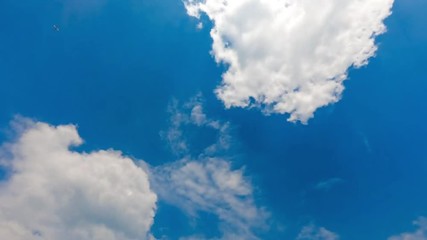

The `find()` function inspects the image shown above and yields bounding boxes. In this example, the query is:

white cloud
[184,0,394,123]
[155,97,267,239]
[0,98,267,240]
[297,224,339,240]
[388,217,427,240]
[0,119,157,240]
[152,158,267,240]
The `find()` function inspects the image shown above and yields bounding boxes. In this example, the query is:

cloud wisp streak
[314,178,344,192]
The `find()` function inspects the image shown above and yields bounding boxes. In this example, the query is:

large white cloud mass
[0,119,157,240]
[184,0,394,122]
[388,217,427,240]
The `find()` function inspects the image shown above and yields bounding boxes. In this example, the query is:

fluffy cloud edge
[184,0,394,123]
[0,118,157,240]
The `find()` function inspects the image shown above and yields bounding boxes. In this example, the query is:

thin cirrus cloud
[184,0,394,123]
[0,118,157,240]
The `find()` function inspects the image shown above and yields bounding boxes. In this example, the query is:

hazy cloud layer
[184,0,394,122]
[0,119,157,240]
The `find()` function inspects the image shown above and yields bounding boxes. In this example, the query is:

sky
[0,0,426,239]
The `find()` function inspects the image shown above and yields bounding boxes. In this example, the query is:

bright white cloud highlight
[184,0,394,123]
[388,217,427,240]
[297,224,339,240]
[0,119,157,240]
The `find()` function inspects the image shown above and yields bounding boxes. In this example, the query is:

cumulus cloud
[184,0,394,123]
[0,119,157,240]
[155,97,267,239]
[388,217,427,240]
[297,224,339,240]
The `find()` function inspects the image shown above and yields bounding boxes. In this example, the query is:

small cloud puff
[297,224,339,240]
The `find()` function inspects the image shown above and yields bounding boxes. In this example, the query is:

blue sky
[0,0,426,239]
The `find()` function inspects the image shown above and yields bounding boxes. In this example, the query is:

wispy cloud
[314,178,344,192]
[154,96,268,239]
[161,94,231,157]
[297,224,339,240]
[153,158,267,240]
